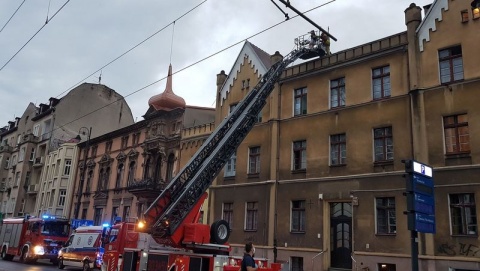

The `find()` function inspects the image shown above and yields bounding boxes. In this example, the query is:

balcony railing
[33,157,44,167]
[27,184,38,194]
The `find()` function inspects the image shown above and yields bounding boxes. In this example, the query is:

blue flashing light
[102,223,110,228]
[42,215,56,220]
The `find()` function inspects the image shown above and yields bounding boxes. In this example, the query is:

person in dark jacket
[241,242,257,271]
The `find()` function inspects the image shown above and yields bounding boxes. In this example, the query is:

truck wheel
[20,247,29,263]
[210,220,230,244]
[83,260,91,271]
[1,246,13,261]
[58,258,65,269]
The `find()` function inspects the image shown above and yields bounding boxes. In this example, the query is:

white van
[58,226,106,271]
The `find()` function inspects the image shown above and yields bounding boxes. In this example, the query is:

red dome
[148,64,186,111]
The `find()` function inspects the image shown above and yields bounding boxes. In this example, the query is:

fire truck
[0,215,70,264]
[100,36,326,271]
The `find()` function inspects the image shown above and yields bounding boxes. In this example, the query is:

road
[0,259,82,271]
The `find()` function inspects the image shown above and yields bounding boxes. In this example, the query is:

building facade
[210,1,480,271]
[69,65,215,227]
[0,83,134,219]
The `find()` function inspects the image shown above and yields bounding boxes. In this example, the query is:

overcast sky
[0,0,434,126]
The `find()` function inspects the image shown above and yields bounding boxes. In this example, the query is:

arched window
[154,155,162,182]
[86,170,93,192]
[116,163,124,188]
[98,168,104,191]
[144,158,151,179]
[127,161,136,184]
[166,153,175,182]
[103,167,110,190]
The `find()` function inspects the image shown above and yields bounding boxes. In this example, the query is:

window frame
[224,152,236,177]
[449,193,477,236]
[330,77,346,108]
[373,127,393,162]
[223,202,234,228]
[245,201,258,231]
[372,65,391,100]
[330,134,346,166]
[438,45,464,84]
[63,159,72,176]
[292,140,307,171]
[291,200,306,233]
[248,146,261,174]
[293,87,308,116]
[376,197,397,235]
[443,114,470,155]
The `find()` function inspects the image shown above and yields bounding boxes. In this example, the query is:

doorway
[330,202,352,269]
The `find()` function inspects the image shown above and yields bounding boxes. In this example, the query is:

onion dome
[148,64,186,111]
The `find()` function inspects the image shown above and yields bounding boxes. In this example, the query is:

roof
[218,41,272,105]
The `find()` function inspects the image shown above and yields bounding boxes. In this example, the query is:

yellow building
[210,1,480,270]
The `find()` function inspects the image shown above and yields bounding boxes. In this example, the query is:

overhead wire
[51,0,336,132]
[0,0,71,72]
[0,0,27,34]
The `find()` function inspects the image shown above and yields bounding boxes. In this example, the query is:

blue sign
[405,160,435,234]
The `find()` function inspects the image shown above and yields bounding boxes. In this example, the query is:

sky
[0,0,434,126]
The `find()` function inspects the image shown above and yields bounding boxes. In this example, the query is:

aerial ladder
[141,41,326,251]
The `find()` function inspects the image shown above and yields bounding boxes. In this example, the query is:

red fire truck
[100,40,318,271]
[0,215,70,264]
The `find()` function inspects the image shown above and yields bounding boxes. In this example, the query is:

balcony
[22,134,39,144]
[127,178,163,200]
[0,145,13,153]
[26,184,39,194]
[33,157,44,168]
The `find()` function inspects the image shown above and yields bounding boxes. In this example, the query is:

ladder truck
[101,39,326,271]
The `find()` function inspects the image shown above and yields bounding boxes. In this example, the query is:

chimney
[405,3,422,90]
[216,70,227,88]
[271,51,283,66]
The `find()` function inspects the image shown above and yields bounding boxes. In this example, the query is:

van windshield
[42,222,70,237]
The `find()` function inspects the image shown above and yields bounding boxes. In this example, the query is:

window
[229,103,238,115]
[291,200,306,232]
[248,147,260,174]
[63,159,72,176]
[127,161,136,184]
[81,208,88,220]
[19,147,25,162]
[330,77,346,108]
[444,114,470,154]
[293,140,307,170]
[58,190,66,206]
[94,208,103,226]
[85,170,93,192]
[294,87,307,116]
[376,197,396,234]
[372,65,391,99]
[91,145,98,157]
[439,46,463,84]
[245,201,258,231]
[123,206,130,222]
[15,172,20,186]
[132,133,140,146]
[330,134,346,165]
[29,148,35,162]
[450,193,477,235]
[224,152,236,177]
[291,257,304,271]
[223,202,233,228]
[116,163,125,188]
[474,5,480,19]
[111,206,119,225]
[242,79,250,89]
[121,136,129,149]
[374,127,393,162]
[461,10,469,22]
[105,141,113,153]
[33,124,40,137]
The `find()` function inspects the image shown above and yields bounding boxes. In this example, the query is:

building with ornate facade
[209,1,480,271]
[69,65,215,227]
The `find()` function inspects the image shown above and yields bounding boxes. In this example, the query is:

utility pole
[74,127,92,219]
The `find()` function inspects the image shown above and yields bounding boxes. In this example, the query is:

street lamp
[74,127,92,219]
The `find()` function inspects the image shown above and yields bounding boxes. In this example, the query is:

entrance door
[330,202,352,269]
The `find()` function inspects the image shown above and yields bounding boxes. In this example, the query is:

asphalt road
[0,258,82,271]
